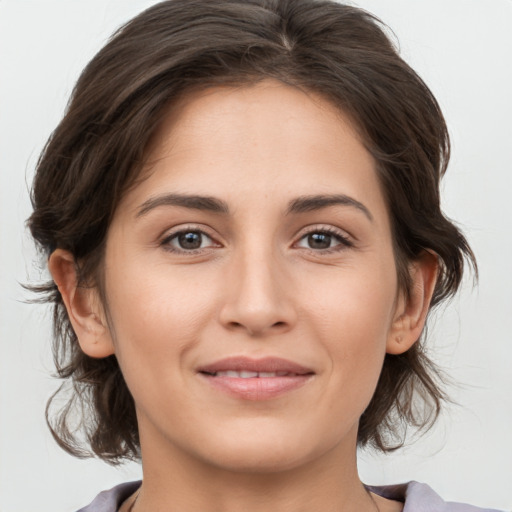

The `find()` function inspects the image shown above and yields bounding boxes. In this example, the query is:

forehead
[147,80,367,172]
[119,79,388,226]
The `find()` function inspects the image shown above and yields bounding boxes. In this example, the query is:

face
[101,80,402,473]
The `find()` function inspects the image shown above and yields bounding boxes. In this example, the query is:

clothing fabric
[76,480,505,512]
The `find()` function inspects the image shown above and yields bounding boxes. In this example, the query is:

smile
[204,370,298,378]
[197,357,315,400]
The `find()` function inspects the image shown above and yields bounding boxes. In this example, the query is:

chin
[204,445,313,474]
[191,421,342,474]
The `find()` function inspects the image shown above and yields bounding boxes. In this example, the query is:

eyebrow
[135,192,373,221]
[136,193,230,217]
[286,194,373,221]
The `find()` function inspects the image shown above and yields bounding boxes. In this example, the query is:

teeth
[214,371,291,378]
[240,371,258,378]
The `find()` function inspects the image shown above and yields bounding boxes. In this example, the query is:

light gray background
[1,1,511,511]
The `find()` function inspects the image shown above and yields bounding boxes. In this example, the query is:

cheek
[302,256,397,396]
[101,268,218,425]
[103,258,221,372]
[304,256,397,342]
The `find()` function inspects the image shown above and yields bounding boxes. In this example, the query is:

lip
[197,357,315,401]
[197,356,314,375]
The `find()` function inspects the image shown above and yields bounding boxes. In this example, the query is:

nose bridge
[239,244,279,304]
[219,237,296,335]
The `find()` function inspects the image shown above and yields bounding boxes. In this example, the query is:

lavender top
[77,480,505,512]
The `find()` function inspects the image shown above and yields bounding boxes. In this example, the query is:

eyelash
[160,225,219,254]
[294,226,354,254]
[159,225,354,255]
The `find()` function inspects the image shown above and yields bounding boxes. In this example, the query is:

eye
[295,229,353,252]
[162,229,218,253]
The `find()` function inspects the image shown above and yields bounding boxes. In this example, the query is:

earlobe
[386,251,439,355]
[48,249,115,358]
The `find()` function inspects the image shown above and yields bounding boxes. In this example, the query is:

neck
[131,422,378,512]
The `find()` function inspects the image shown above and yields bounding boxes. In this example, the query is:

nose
[218,248,297,337]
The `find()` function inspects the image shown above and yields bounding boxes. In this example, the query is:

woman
[27,1,504,511]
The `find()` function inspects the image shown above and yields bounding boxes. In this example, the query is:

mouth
[197,357,315,400]
[202,370,300,378]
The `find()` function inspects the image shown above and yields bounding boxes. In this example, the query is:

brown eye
[177,231,203,250]
[307,233,332,249]
[163,229,217,252]
[296,229,353,252]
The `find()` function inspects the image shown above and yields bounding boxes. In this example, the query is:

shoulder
[76,481,141,512]
[367,481,505,512]
[76,480,505,512]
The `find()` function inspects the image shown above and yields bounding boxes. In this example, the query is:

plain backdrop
[1,1,511,511]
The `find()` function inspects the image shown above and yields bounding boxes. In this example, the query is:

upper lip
[197,356,314,375]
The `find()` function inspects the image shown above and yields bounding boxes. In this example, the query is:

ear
[48,249,115,358]
[386,251,438,355]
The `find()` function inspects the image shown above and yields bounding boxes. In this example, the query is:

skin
[50,80,437,512]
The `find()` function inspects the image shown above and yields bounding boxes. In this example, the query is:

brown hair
[28,0,475,463]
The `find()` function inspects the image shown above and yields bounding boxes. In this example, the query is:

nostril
[225,319,289,335]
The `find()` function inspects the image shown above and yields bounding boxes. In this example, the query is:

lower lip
[198,374,313,400]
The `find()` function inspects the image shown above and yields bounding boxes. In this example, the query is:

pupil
[308,233,331,249]
[178,232,202,249]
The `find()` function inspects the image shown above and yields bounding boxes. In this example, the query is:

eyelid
[159,224,222,253]
[157,223,354,255]
[293,224,354,251]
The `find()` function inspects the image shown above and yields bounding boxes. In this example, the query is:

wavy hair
[28,0,475,463]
